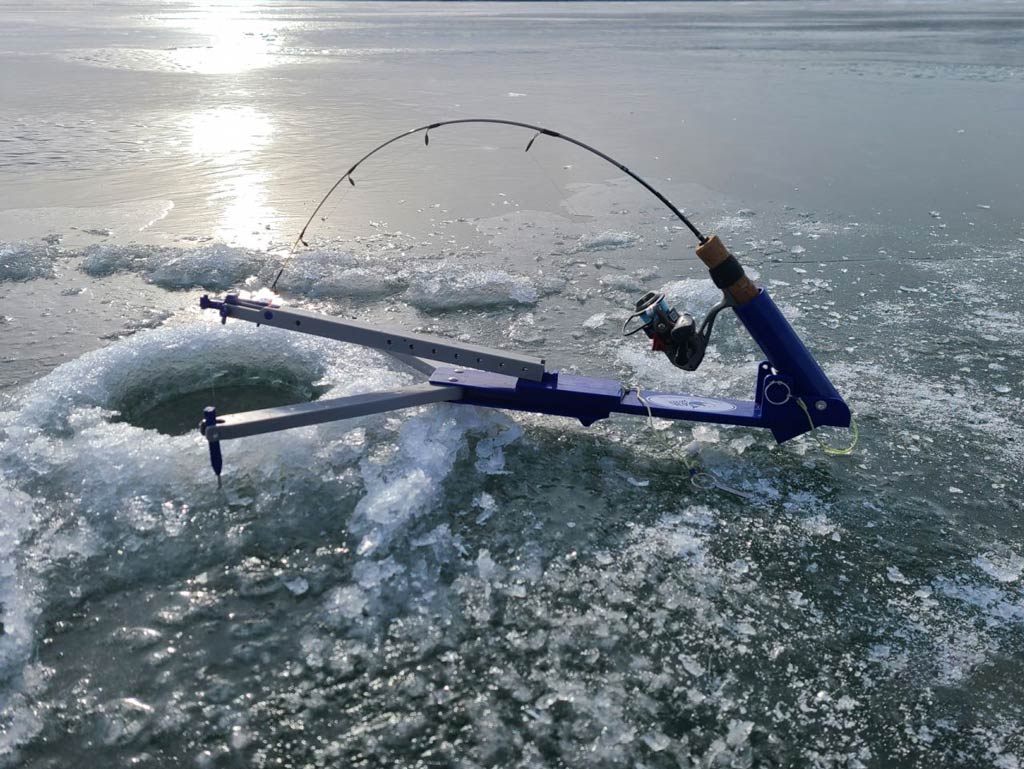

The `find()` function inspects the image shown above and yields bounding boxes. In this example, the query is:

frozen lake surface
[1,2,1023,767]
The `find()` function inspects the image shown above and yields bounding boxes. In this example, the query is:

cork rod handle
[695,235,760,305]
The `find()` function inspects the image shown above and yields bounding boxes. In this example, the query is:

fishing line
[312,185,353,239]
[634,384,757,500]
[657,251,1017,270]
[316,138,425,236]
[270,118,708,291]
[525,149,586,222]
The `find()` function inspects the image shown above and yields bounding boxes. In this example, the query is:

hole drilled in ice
[116,379,327,436]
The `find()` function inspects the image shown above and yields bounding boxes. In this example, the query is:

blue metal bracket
[422,288,849,443]
[427,361,835,444]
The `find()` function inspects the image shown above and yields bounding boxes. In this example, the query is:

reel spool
[623,290,731,372]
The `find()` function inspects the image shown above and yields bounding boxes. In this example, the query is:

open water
[1,2,1023,767]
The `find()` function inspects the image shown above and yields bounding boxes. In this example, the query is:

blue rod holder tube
[732,289,849,427]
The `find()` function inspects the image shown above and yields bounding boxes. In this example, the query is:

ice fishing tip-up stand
[198,235,851,480]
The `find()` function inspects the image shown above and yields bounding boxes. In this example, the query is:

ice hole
[113,368,329,436]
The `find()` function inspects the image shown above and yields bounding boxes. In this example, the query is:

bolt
[815,400,827,411]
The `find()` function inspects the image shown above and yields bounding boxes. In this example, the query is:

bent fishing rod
[270,118,709,293]
[269,117,764,373]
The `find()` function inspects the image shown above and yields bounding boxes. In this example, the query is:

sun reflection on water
[165,3,282,75]
[186,105,273,161]
[184,106,278,249]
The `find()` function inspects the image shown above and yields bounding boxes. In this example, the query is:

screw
[815,400,827,411]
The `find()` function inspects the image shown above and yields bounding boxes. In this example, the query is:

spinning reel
[623,291,732,372]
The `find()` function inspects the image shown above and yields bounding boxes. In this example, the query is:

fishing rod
[270,118,708,292]
[263,117,772,389]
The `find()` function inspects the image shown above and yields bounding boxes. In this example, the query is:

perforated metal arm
[200,294,547,382]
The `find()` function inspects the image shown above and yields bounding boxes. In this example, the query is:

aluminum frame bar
[202,383,463,441]
[201,295,546,382]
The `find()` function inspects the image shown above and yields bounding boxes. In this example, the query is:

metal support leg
[201,383,463,442]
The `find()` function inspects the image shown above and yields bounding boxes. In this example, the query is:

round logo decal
[644,395,738,413]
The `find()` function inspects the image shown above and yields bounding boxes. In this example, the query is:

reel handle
[695,235,759,305]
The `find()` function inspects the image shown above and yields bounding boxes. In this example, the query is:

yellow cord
[794,397,859,456]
